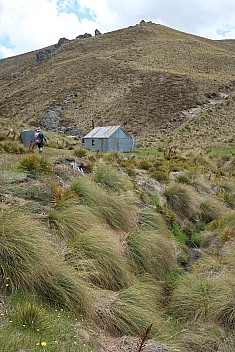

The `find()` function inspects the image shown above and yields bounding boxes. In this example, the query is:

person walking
[34,127,47,154]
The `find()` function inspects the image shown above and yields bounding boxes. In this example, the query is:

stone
[41,106,62,131]
[56,37,69,47]
[36,48,55,62]
[12,71,22,78]
[95,29,101,36]
[76,33,92,39]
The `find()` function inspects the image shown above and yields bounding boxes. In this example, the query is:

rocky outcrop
[41,106,61,131]
[76,33,92,39]
[95,29,101,36]
[12,71,22,78]
[36,48,56,62]
[56,37,70,47]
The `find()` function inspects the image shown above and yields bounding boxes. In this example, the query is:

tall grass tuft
[199,197,223,223]
[126,230,177,280]
[176,323,226,352]
[65,227,132,290]
[92,161,131,193]
[0,207,93,316]
[14,302,51,332]
[211,276,235,329]
[169,274,220,322]
[137,207,170,234]
[20,154,52,174]
[71,177,136,231]
[49,199,99,240]
[163,183,199,223]
[95,280,169,337]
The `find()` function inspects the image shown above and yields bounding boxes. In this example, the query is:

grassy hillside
[0,130,235,351]
[0,22,235,351]
[0,22,235,147]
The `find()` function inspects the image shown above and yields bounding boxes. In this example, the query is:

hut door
[101,139,104,152]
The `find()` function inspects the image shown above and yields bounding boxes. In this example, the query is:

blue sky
[0,0,235,58]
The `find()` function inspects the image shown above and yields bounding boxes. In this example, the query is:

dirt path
[180,92,228,126]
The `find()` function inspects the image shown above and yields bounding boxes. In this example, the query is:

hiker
[34,127,47,154]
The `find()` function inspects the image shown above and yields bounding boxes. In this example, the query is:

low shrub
[151,170,170,182]
[20,154,52,174]
[171,222,187,245]
[137,158,152,170]
[50,182,78,206]
[74,147,87,157]
[0,141,26,154]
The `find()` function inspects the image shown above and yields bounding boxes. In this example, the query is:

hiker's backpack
[34,132,42,144]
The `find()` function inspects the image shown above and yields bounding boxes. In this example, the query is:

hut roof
[83,125,131,139]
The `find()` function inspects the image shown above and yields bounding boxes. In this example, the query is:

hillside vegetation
[0,21,235,147]
[0,126,235,351]
[0,21,235,352]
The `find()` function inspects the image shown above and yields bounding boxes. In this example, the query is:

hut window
[92,139,95,146]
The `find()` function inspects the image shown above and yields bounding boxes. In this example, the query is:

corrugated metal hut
[20,129,36,147]
[82,125,135,152]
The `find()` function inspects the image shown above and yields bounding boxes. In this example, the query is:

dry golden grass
[1,22,235,147]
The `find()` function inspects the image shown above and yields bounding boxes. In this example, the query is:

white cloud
[0,0,235,58]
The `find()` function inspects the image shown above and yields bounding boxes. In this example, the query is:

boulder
[76,33,92,39]
[95,29,101,36]
[36,48,55,62]
[56,37,69,47]
[12,71,22,78]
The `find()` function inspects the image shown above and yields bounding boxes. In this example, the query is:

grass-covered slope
[1,22,235,144]
[0,131,235,351]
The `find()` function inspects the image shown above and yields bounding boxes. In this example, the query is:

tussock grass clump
[169,274,220,322]
[49,200,99,240]
[92,162,130,193]
[36,269,92,317]
[215,180,235,208]
[20,154,52,174]
[0,207,93,316]
[211,276,235,329]
[0,140,26,154]
[74,147,87,157]
[221,211,235,239]
[126,230,177,279]
[209,211,235,240]
[163,183,199,223]
[199,197,224,223]
[138,207,170,234]
[95,280,168,337]
[190,256,225,276]
[71,177,136,231]
[65,227,132,290]
[218,335,235,352]
[176,323,226,352]
[14,302,51,332]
